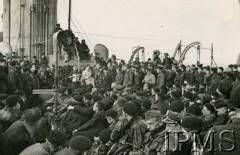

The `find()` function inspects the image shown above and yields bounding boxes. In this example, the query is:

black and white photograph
[0,0,240,155]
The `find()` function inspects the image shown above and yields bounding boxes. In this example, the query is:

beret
[6,95,19,107]
[204,103,215,114]
[47,130,68,146]
[169,100,184,113]
[99,128,111,144]
[181,115,204,132]
[123,102,138,116]
[92,95,101,102]
[99,88,106,94]
[9,61,17,66]
[69,136,92,152]
[141,99,152,110]
[105,109,118,118]
[73,95,83,102]
[186,105,202,116]
[110,93,118,100]
[183,91,193,100]
[84,93,92,100]
[171,91,182,99]
[156,92,165,100]
[215,102,228,109]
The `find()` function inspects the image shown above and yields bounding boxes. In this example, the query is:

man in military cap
[160,110,192,154]
[152,50,161,65]
[32,56,39,66]
[61,60,73,84]
[163,53,173,67]
[122,64,134,87]
[143,110,166,155]
[23,55,28,62]
[133,65,143,88]
[156,65,166,90]
[114,66,124,85]
[55,23,62,32]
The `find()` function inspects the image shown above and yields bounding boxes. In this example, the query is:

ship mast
[68,0,71,30]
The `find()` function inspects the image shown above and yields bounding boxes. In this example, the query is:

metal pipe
[30,5,34,60]
[197,44,200,63]
[211,44,213,68]
[37,1,40,58]
[46,7,49,55]
[19,0,22,56]
[68,0,71,30]
[32,3,36,59]
[142,49,145,62]
[54,45,60,115]
[8,0,11,44]
[43,5,47,55]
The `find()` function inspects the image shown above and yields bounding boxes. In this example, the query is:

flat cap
[145,110,162,121]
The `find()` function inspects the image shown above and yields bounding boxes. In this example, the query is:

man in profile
[0,109,41,155]
[78,39,91,60]
[144,110,166,154]
[203,99,240,154]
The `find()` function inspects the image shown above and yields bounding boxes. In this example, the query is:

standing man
[156,66,165,90]
[61,60,73,84]
[143,68,156,90]
[122,64,133,87]
[32,56,40,66]
[20,130,68,155]
[40,53,48,67]
[162,53,173,67]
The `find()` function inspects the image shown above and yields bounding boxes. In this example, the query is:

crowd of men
[0,50,240,155]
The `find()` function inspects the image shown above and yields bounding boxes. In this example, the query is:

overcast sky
[1,0,240,66]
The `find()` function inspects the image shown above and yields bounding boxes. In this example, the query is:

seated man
[77,39,91,60]
[20,130,68,155]
[0,95,22,132]
[55,136,93,155]
[0,109,41,155]
[144,110,166,154]
[108,102,147,155]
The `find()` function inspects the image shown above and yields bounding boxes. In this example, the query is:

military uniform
[143,124,166,155]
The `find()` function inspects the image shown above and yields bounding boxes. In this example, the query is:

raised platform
[48,54,96,67]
